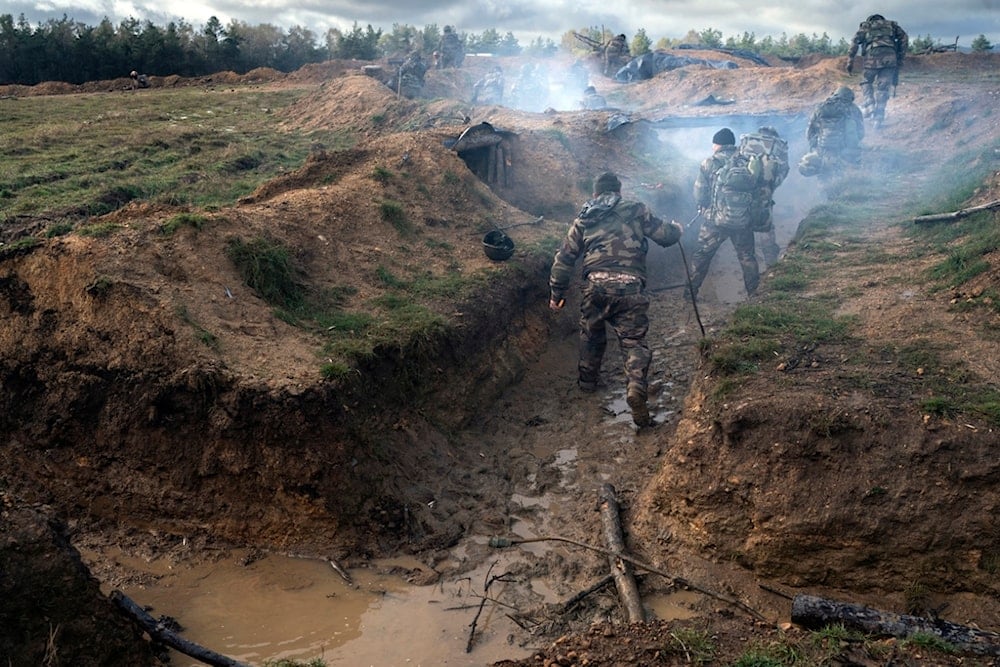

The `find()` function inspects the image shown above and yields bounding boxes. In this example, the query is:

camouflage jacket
[807,97,865,152]
[693,145,738,214]
[549,193,681,296]
[848,19,908,68]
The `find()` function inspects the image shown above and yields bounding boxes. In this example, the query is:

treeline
[0,14,552,85]
[0,13,992,87]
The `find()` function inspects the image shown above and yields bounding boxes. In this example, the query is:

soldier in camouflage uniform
[395,51,427,98]
[797,87,865,177]
[687,128,760,301]
[603,34,630,77]
[549,172,683,428]
[471,66,504,105]
[847,14,908,127]
[437,26,464,69]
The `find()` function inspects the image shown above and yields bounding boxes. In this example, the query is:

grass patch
[0,236,41,258]
[372,165,392,182]
[665,627,715,663]
[709,295,854,377]
[0,86,353,220]
[900,631,956,654]
[76,222,122,237]
[160,212,209,235]
[225,235,304,309]
[45,221,74,237]
[893,340,1000,425]
[379,199,412,234]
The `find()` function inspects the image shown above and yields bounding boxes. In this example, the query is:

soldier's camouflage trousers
[688,222,759,299]
[577,281,651,396]
[861,66,895,121]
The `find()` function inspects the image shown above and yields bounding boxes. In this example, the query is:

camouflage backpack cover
[711,151,761,231]
[861,18,900,51]
[740,131,788,232]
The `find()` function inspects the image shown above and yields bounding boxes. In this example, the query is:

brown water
[112,548,536,666]
[106,542,707,667]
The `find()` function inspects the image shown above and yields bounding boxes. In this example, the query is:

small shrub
[372,165,392,182]
[379,199,412,234]
[225,236,304,309]
[45,222,74,237]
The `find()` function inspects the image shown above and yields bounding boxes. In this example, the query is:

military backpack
[711,151,761,231]
[738,132,787,232]
[862,19,899,51]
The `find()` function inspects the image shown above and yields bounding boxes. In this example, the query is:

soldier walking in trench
[548,172,683,428]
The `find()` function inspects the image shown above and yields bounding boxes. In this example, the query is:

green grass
[664,627,716,663]
[160,212,209,235]
[379,199,412,234]
[708,295,855,377]
[0,86,353,224]
[225,235,305,310]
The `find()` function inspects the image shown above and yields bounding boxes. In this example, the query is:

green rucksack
[863,19,898,51]
[712,151,760,231]
[739,131,788,232]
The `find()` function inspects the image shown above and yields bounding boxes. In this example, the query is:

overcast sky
[7,0,999,49]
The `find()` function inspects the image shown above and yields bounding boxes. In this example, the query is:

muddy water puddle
[100,545,703,666]
[96,548,537,666]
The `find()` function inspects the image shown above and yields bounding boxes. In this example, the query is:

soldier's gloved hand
[549,291,565,310]
[846,59,854,75]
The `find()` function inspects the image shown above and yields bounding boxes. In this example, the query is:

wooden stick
[791,594,1000,656]
[489,535,766,621]
[560,574,615,613]
[913,199,1000,224]
[110,590,251,667]
[599,483,646,622]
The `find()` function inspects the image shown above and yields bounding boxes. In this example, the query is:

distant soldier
[437,26,464,69]
[847,14,908,127]
[603,33,630,76]
[569,59,589,92]
[129,70,149,90]
[580,85,607,110]
[688,128,761,301]
[471,66,505,105]
[395,51,428,98]
[509,62,548,112]
[798,86,865,178]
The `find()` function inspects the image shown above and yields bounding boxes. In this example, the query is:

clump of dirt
[0,493,156,665]
[2,50,1000,665]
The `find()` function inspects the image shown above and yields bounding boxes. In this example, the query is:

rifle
[892,65,899,97]
[572,31,603,53]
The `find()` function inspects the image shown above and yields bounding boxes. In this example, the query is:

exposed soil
[2,51,1000,665]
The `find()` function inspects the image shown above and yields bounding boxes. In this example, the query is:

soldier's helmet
[867,14,885,21]
[834,86,855,101]
[444,25,453,33]
[758,126,780,137]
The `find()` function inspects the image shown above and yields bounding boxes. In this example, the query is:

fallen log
[598,483,645,622]
[791,594,1000,656]
[913,199,1000,224]
[110,590,251,667]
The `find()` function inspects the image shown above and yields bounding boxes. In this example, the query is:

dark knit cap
[594,171,621,194]
[712,128,736,146]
